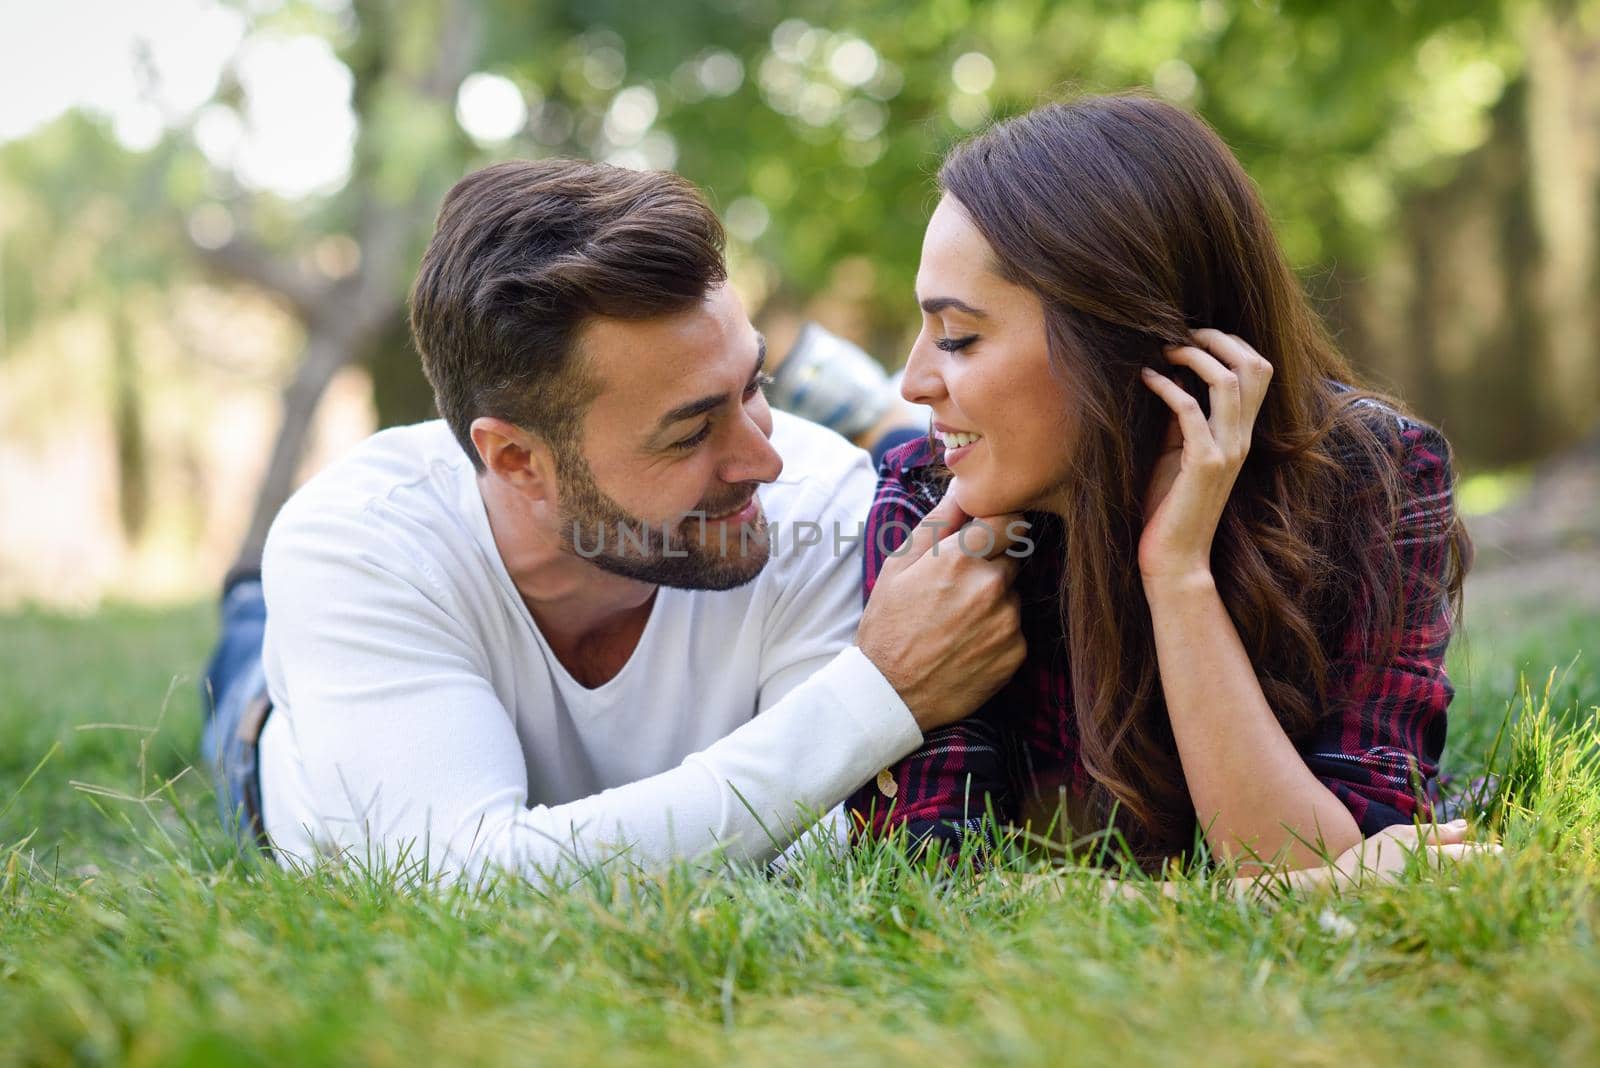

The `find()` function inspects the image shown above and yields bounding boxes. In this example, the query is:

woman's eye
[935,335,978,353]
[673,424,712,451]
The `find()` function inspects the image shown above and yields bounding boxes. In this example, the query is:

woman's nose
[899,335,946,408]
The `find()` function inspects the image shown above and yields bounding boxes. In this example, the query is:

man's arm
[261,505,923,884]
[262,424,1023,884]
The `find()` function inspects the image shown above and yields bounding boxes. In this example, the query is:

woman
[846,94,1477,875]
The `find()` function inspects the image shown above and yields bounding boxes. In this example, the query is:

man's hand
[856,492,1027,733]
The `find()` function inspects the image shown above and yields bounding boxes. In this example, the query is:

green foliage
[0,113,192,346]
[466,0,1521,345]
[1,0,1528,364]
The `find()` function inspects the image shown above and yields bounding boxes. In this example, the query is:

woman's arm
[1137,330,1361,869]
[1143,568,1362,868]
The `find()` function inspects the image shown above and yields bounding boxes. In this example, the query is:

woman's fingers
[1154,329,1274,461]
[1141,368,1216,463]
[1428,841,1504,861]
[1404,819,1472,846]
[1190,328,1273,378]
[1188,328,1273,419]
[1161,344,1241,450]
[1352,821,1502,874]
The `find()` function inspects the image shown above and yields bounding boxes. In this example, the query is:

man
[200,158,1026,884]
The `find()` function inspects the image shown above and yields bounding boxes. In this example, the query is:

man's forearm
[306,646,924,885]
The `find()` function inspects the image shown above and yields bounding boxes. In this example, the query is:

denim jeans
[199,577,271,847]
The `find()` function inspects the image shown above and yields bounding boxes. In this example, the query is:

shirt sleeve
[757,436,891,712]
[1300,421,1461,835]
[845,440,1012,847]
[259,488,922,886]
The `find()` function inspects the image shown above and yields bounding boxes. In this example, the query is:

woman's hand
[1137,329,1274,584]
[1232,820,1501,900]
[999,820,1502,905]
[1318,819,1501,886]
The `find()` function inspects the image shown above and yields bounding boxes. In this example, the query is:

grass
[2,598,1598,1066]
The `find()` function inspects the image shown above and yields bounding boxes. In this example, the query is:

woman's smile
[902,196,1076,518]
[933,423,984,464]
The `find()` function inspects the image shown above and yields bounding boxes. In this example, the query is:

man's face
[554,282,783,591]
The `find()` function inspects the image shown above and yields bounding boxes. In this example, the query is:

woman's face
[902,194,1078,519]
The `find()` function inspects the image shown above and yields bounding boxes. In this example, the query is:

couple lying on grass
[201,94,1494,896]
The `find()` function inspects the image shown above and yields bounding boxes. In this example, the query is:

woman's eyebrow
[919,296,988,318]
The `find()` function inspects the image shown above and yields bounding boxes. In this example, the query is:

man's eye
[673,424,712,451]
[935,335,978,352]
[746,371,775,396]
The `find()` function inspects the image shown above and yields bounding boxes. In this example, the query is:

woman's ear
[470,416,558,503]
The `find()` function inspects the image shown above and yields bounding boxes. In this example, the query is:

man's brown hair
[409,159,728,471]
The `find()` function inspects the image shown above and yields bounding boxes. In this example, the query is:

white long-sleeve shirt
[258,411,922,883]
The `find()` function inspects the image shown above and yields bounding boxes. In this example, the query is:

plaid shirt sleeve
[1300,418,1461,835]
[847,439,1011,847]
[848,415,1463,848]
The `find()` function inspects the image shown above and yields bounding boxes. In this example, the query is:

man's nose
[719,407,783,485]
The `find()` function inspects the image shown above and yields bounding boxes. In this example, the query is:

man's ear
[470,416,558,502]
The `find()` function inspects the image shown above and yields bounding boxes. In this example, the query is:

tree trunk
[365,311,438,429]
[1525,6,1600,444]
[235,326,370,566]
[110,304,148,541]
[208,0,482,571]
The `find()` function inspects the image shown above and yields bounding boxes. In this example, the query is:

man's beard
[553,447,770,591]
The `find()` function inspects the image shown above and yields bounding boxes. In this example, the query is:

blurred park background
[2,0,1598,612]
[7,10,1600,1059]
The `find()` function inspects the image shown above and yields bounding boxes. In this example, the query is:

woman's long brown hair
[938,94,1473,863]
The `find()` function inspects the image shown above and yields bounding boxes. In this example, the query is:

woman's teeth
[937,431,982,450]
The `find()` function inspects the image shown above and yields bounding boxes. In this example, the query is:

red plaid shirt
[847,406,1460,850]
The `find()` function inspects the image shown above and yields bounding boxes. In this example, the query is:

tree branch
[343,0,483,335]
[194,234,328,323]
[417,0,483,98]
